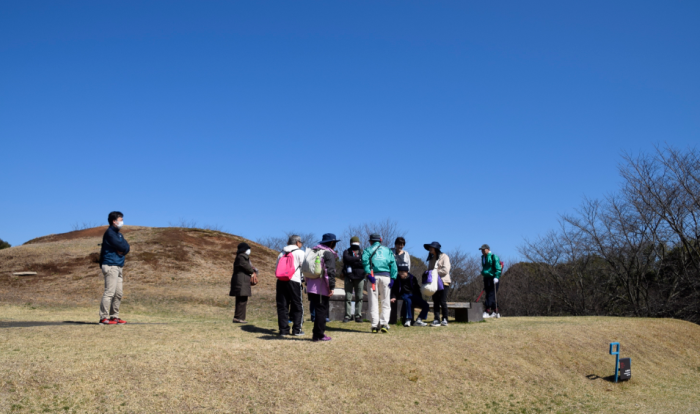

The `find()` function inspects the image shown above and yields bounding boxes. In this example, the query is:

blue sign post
[609,342,620,383]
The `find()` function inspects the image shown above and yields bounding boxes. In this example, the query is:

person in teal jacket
[362,234,397,333]
[480,244,502,318]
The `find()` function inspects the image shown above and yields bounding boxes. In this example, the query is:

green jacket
[362,242,398,280]
[481,252,502,279]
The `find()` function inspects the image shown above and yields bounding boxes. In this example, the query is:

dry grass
[1,227,700,413]
[1,305,699,413]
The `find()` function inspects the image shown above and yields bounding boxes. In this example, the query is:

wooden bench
[327,289,483,323]
[390,300,483,323]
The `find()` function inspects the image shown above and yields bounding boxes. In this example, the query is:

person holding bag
[424,241,451,327]
[229,242,258,323]
[362,233,398,333]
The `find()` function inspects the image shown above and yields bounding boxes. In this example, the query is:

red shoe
[100,318,117,325]
[110,317,127,325]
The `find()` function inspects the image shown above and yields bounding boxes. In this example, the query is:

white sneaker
[404,320,411,327]
[441,319,448,326]
[415,319,427,327]
[482,312,491,319]
[493,313,501,319]
[431,320,441,327]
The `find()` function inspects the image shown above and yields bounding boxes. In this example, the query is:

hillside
[2,227,700,413]
[0,226,281,311]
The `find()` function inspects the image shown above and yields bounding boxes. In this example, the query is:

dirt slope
[0,226,281,307]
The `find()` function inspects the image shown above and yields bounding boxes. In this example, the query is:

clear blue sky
[1,1,698,261]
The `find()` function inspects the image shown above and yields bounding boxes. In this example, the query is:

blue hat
[320,233,341,244]
[424,241,442,251]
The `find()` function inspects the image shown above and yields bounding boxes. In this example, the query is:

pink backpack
[275,251,298,281]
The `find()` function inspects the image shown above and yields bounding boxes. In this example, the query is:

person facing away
[98,211,130,325]
[229,242,258,324]
[306,233,339,342]
[390,270,430,327]
[275,235,306,336]
[480,244,502,318]
[362,233,398,333]
[424,241,451,327]
[342,236,366,323]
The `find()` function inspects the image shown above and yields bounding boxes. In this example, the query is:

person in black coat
[390,272,430,327]
[342,236,366,322]
[229,242,258,323]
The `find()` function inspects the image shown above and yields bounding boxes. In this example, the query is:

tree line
[502,146,699,323]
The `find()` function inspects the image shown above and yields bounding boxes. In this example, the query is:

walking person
[424,241,451,327]
[98,211,130,325]
[479,244,502,318]
[362,234,398,333]
[307,233,339,342]
[342,236,366,323]
[229,242,258,323]
[390,271,430,327]
[275,235,306,336]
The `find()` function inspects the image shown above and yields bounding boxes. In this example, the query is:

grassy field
[2,302,699,413]
[2,227,700,413]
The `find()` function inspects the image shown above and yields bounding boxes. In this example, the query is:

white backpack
[420,269,439,299]
[302,248,325,279]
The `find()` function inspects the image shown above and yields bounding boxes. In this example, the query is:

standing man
[99,211,130,325]
[479,244,502,318]
[276,235,306,336]
[362,234,397,333]
[342,236,366,323]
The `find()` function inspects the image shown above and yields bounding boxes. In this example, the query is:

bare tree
[256,231,318,252]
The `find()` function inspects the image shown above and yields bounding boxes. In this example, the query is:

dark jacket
[323,250,337,291]
[99,226,130,267]
[342,246,366,280]
[229,253,256,297]
[390,273,421,300]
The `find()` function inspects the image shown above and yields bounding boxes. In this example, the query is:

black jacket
[323,250,337,291]
[99,226,130,267]
[229,253,256,297]
[390,273,421,299]
[342,246,366,280]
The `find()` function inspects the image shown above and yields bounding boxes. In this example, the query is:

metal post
[609,342,620,383]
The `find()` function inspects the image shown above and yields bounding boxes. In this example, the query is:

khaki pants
[100,265,123,320]
[367,276,391,327]
[344,278,365,319]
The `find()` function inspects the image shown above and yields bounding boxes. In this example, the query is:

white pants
[367,276,391,327]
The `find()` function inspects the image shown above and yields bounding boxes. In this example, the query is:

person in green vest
[480,244,502,318]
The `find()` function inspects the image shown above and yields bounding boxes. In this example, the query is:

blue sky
[1,1,698,261]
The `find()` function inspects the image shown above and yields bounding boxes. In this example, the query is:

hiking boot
[232,318,247,323]
[380,325,389,333]
[342,317,350,323]
[313,335,332,342]
[414,319,427,327]
[404,320,411,327]
[371,326,379,333]
[431,320,441,327]
[441,319,448,326]
[354,316,362,323]
[99,318,116,325]
[110,317,126,325]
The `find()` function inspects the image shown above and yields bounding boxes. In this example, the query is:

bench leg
[454,308,469,322]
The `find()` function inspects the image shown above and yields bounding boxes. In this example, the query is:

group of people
[230,232,503,342]
[94,211,503,339]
